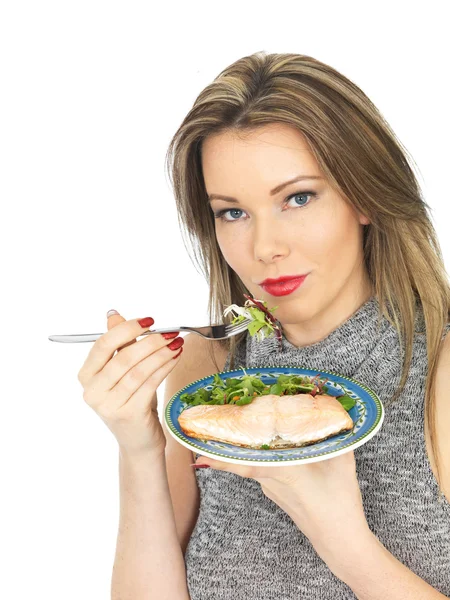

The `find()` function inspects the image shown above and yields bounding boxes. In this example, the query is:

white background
[1,1,448,598]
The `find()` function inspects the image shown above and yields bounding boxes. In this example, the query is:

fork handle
[47,327,191,343]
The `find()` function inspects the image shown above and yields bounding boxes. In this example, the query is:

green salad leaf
[334,394,355,411]
[223,295,282,343]
[179,368,356,412]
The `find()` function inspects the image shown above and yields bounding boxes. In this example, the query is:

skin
[201,122,373,348]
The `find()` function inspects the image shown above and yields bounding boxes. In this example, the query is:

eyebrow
[207,175,324,204]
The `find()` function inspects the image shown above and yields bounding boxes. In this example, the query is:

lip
[259,274,307,286]
[260,274,308,297]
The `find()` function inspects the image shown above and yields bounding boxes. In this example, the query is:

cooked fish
[178,393,354,449]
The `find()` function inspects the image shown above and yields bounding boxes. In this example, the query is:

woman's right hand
[77,311,184,457]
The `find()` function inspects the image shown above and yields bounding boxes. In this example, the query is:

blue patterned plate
[164,366,384,466]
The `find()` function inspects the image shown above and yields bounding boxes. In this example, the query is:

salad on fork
[223,294,282,347]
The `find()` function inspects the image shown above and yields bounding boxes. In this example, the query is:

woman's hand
[194,449,371,566]
[77,310,184,457]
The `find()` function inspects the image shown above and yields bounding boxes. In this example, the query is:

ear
[359,213,370,225]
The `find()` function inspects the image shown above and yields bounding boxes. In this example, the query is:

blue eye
[215,208,244,222]
[213,191,317,223]
[287,192,315,208]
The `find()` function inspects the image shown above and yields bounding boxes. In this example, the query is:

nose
[253,217,289,263]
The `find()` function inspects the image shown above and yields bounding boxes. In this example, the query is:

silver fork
[48,318,253,343]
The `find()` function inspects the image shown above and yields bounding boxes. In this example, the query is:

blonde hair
[165,51,450,499]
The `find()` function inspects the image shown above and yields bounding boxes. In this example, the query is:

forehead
[201,124,318,182]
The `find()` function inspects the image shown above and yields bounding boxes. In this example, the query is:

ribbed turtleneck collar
[243,295,390,377]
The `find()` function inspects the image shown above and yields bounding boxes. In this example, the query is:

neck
[281,278,374,349]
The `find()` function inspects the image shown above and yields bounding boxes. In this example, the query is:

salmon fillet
[178,393,354,449]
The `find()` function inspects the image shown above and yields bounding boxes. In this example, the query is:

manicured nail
[138,317,155,328]
[167,336,184,351]
[107,309,119,318]
[172,347,183,360]
[190,463,210,468]
[161,331,179,339]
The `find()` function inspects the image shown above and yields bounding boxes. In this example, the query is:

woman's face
[201,123,372,346]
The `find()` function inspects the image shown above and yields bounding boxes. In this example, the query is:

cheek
[308,206,363,270]
[215,226,246,268]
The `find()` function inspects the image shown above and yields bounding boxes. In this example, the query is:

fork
[48,318,253,343]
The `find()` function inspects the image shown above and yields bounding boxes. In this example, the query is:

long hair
[165,51,450,499]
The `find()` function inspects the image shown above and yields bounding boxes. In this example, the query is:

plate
[164,366,384,466]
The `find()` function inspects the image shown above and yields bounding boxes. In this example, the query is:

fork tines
[225,318,252,334]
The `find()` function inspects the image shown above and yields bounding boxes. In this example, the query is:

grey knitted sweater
[185,296,450,598]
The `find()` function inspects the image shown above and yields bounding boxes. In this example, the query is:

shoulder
[430,327,450,500]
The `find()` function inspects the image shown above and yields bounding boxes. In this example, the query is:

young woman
[78,52,450,599]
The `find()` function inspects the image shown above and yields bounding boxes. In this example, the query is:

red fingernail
[138,317,154,328]
[172,347,183,359]
[161,331,179,339]
[167,337,184,351]
[190,463,210,468]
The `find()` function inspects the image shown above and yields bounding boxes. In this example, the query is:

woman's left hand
[193,449,372,566]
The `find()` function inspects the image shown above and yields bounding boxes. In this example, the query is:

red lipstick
[259,274,308,297]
